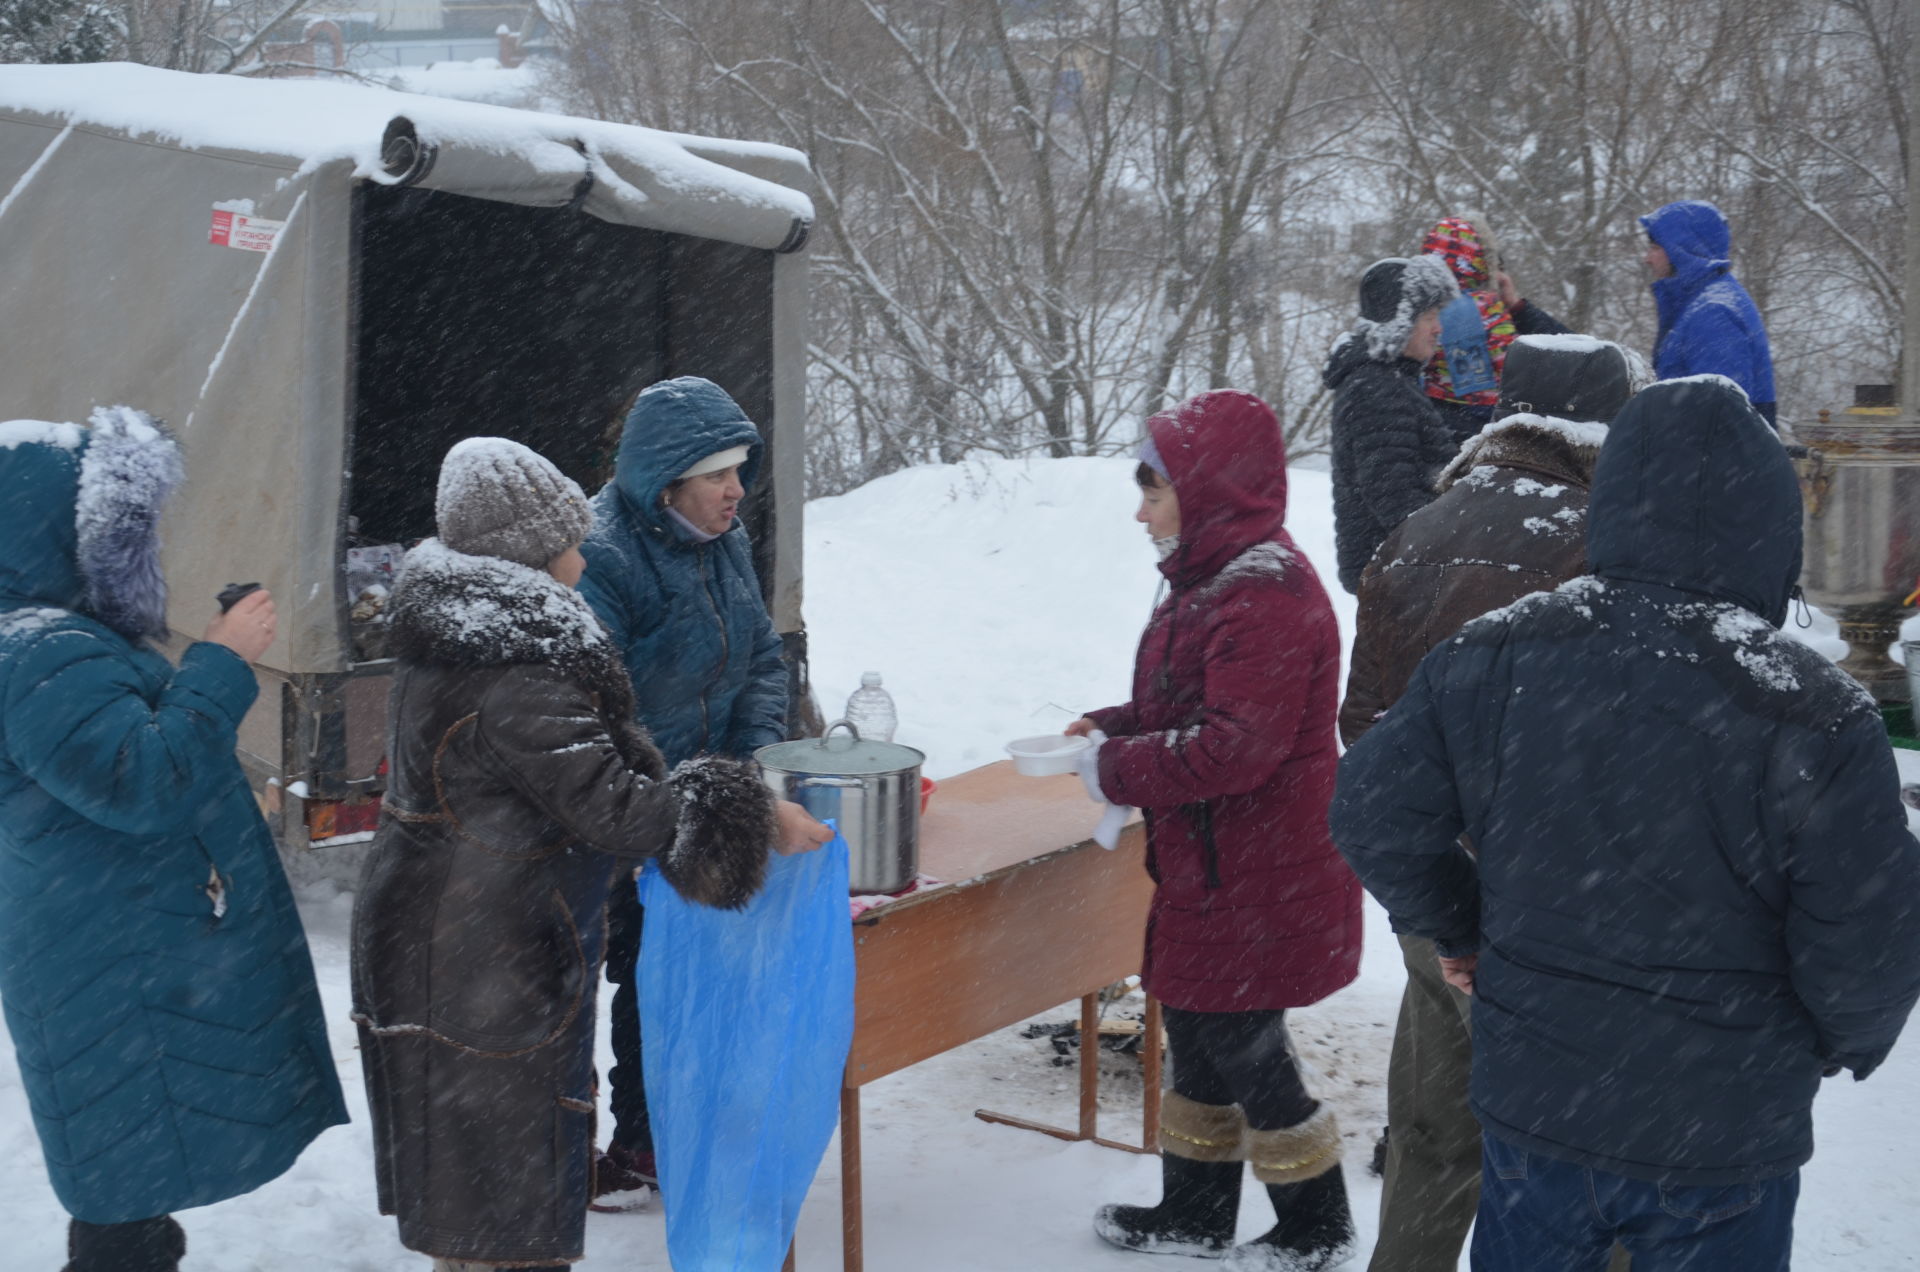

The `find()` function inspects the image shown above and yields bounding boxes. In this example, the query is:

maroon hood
[1147,390,1291,588]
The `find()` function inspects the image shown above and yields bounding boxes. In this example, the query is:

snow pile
[382,59,547,109]
[802,455,1354,779]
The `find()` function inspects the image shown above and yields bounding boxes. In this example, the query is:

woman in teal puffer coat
[0,408,347,1272]
[578,376,790,1195]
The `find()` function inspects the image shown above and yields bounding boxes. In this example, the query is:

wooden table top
[873,760,1139,916]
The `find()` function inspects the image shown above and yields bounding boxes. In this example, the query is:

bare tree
[2,0,333,73]
[546,0,1907,485]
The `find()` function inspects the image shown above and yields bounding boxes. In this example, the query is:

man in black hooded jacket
[1330,377,1920,1269]
[1325,254,1461,593]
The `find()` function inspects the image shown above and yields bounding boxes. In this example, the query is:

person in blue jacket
[1641,199,1779,426]
[1330,378,1920,1270]
[578,376,790,1201]
[0,408,347,1272]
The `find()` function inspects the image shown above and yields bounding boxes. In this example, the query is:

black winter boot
[1223,1171,1356,1271]
[1226,1108,1356,1271]
[1094,1152,1243,1258]
[64,1216,186,1272]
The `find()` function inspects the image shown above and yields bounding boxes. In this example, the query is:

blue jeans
[1471,1132,1798,1271]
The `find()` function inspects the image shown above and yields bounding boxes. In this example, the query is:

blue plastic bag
[638,828,855,1271]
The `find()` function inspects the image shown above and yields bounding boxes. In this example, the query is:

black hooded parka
[1330,377,1920,1186]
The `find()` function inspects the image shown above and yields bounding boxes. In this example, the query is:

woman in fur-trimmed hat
[350,437,828,1272]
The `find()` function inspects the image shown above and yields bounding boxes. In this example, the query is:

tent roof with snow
[0,63,810,816]
[0,62,813,250]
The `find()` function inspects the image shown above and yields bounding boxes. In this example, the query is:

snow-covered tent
[0,63,811,846]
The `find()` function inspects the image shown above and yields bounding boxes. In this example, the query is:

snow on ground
[0,454,1915,1269]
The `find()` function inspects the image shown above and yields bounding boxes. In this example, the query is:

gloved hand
[1075,730,1133,850]
[1075,729,1109,804]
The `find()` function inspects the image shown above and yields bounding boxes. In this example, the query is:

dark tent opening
[345,184,785,651]
[347,185,670,548]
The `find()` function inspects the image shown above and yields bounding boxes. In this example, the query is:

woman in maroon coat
[1070,389,1361,1270]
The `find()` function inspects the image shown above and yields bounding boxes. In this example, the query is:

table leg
[841,1084,863,1272]
[1078,991,1100,1139]
[975,992,1156,1155]
[1141,994,1163,1151]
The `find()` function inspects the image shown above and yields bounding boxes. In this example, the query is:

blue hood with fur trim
[0,408,182,639]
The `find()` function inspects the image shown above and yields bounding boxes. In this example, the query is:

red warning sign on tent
[209,208,285,253]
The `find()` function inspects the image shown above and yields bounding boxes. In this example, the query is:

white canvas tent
[0,63,812,844]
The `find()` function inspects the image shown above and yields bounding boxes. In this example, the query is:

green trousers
[1370,934,1629,1272]
[1370,933,1480,1272]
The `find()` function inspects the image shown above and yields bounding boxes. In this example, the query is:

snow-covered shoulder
[1468,412,1608,453]
[1192,540,1297,602]
[1460,575,1607,637]
[1699,603,1877,708]
[1660,372,1750,402]
[0,606,77,642]
[1438,411,1608,487]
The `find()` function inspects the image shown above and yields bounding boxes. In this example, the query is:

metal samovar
[1791,30,1920,704]
[1794,389,1920,702]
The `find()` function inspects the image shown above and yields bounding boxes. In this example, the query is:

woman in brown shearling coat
[351,438,825,1272]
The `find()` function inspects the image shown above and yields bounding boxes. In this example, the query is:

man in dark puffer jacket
[1325,255,1461,593]
[1340,334,1640,1272]
[1331,377,1920,1270]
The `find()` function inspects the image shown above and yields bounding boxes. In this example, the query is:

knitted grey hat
[435,437,591,568]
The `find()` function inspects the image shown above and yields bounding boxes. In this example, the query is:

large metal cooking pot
[757,721,924,894]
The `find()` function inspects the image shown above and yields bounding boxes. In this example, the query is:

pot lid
[756,721,925,776]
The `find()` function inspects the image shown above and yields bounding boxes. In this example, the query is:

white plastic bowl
[1005,734,1092,777]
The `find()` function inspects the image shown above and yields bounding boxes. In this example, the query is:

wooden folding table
[830,760,1162,1272]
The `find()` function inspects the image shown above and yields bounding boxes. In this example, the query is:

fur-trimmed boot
[1094,1094,1244,1257]
[64,1216,186,1272]
[1225,1107,1356,1271]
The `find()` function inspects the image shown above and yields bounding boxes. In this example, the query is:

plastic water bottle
[843,672,898,742]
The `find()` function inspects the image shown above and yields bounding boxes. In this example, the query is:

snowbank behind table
[0,63,812,677]
[802,454,1359,781]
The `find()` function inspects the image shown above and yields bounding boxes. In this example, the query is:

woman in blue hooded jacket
[1641,199,1778,426]
[0,408,346,1271]
[578,376,791,1196]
